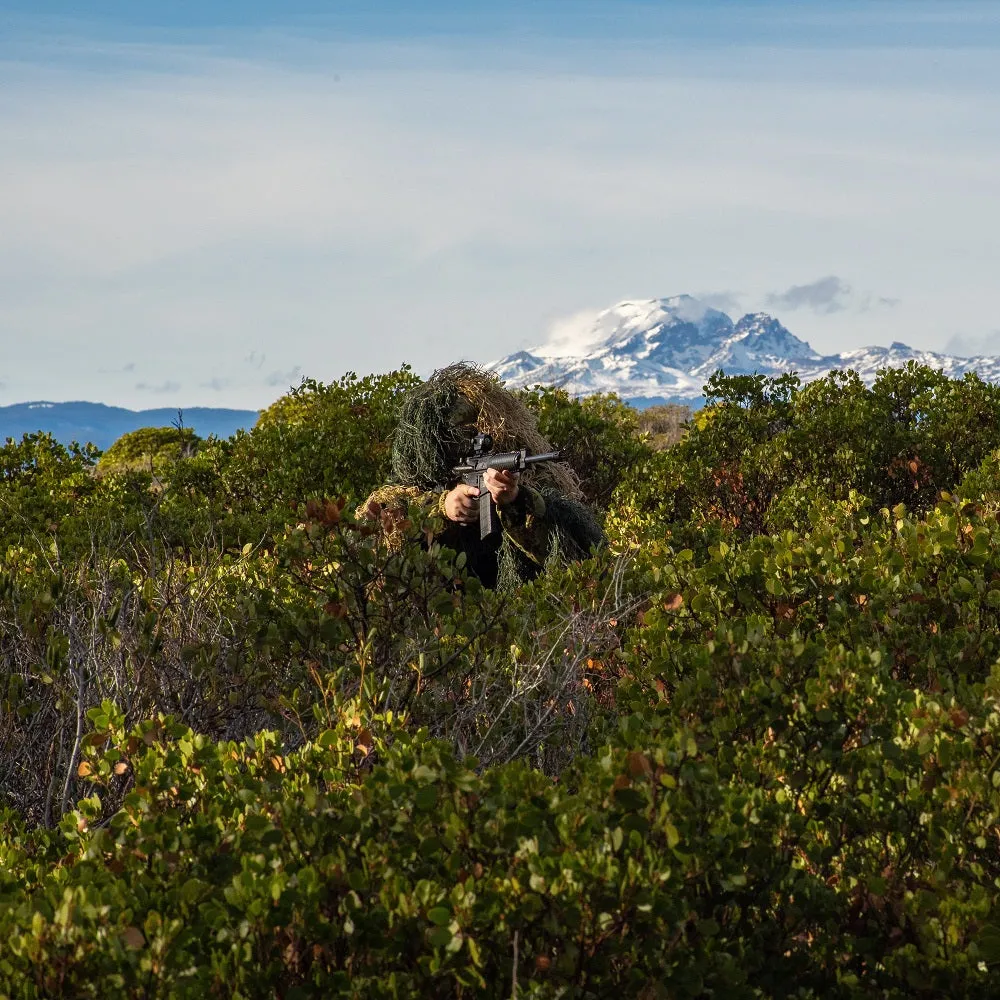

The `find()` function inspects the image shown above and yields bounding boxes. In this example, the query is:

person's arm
[483,467,604,564]
[475,467,550,565]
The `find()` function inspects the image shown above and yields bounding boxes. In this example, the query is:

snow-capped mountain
[488,295,1000,407]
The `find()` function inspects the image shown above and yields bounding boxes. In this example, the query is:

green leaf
[428,926,453,949]
[466,936,483,967]
[663,821,679,849]
[613,787,646,811]
[977,925,1000,964]
[414,786,438,811]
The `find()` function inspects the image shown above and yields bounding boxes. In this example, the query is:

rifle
[451,433,562,540]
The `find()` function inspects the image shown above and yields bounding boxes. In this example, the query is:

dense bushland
[2,363,1000,997]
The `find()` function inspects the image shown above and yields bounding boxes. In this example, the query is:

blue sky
[7,1,1000,45]
[2,1,999,407]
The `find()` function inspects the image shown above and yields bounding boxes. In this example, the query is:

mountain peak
[489,294,1000,407]
[530,296,731,359]
[728,312,820,362]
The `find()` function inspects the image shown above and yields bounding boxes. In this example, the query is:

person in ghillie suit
[360,363,604,592]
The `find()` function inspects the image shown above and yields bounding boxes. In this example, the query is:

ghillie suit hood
[361,364,603,591]
[389,363,583,498]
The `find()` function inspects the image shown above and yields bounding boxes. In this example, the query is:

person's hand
[444,484,480,524]
[483,468,520,506]
[444,472,520,523]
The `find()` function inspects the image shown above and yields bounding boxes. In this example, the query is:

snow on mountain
[488,295,1000,407]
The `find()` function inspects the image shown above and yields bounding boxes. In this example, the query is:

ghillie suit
[360,364,604,591]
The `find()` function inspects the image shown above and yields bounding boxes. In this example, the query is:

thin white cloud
[135,380,181,394]
[767,276,852,314]
[944,330,1000,359]
[264,366,302,388]
[536,309,607,357]
[696,290,744,315]
[766,277,901,316]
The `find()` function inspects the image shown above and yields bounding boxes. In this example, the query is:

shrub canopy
[2,362,1000,997]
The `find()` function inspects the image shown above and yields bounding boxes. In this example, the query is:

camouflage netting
[360,363,603,588]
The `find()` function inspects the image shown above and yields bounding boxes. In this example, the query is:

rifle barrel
[523,450,561,466]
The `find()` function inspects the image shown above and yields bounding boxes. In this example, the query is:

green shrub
[3,669,999,997]
[221,368,421,523]
[520,386,651,508]
[610,364,1000,541]
[98,427,201,476]
[0,433,99,553]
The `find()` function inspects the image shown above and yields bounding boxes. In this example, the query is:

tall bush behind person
[520,385,652,509]
[609,363,1000,546]
[85,367,428,551]
[217,367,422,532]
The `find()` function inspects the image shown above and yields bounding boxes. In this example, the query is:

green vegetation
[2,362,1000,997]
[97,426,201,476]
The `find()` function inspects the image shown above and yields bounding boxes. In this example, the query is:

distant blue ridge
[0,401,259,451]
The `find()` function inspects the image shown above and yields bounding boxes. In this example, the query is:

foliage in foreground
[2,362,1000,996]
